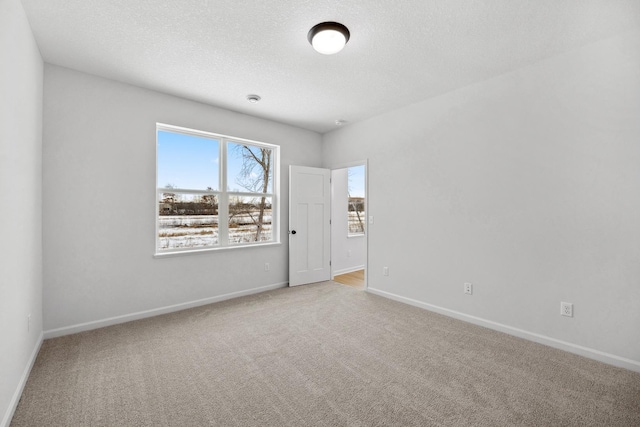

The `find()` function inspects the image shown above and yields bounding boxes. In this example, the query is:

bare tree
[231,145,272,241]
[159,184,178,216]
[162,183,177,203]
[201,187,217,214]
[347,169,364,233]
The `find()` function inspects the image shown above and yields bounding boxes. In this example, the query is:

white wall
[0,0,43,425]
[323,30,640,370]
[331,168,366,276]
[42,65,322,333]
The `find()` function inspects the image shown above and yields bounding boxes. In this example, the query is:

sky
[158,129,364,197]
[157,130,219,190]
[348,165,365,198]
[157,130,271,193]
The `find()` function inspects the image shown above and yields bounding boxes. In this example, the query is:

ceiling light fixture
[246,94,261,103]
[308,22,350,55]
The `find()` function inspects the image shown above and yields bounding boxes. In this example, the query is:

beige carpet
[11,282,640,426]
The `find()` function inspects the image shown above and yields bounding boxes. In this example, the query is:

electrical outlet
[464,283,473,295]
[561,302,573,317]
[383,266,389,276]
[264,263,270,271]
[369,216,374,224]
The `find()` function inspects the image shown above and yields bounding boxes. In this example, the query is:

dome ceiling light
[308,22,350,55]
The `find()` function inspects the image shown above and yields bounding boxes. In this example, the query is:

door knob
[291,230,297,234]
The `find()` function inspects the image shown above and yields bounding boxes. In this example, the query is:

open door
[289,165,331,286]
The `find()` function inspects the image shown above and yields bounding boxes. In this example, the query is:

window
[347,165,365,236]
[156,124,278,253]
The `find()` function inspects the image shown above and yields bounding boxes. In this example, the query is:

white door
[289,165,331,286]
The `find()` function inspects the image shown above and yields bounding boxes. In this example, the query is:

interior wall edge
[1,332,43,427]
[43,282,288,340]
[367,287,640,374]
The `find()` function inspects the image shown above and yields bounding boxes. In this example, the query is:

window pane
[158,193,219,250]
[348,165,365,235]
[156,125,279,253]
[348,198,365,234]
[157,130,219,191]
[227,142,273,193]
[229,196,273,244]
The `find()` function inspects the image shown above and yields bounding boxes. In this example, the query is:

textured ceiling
[20,0,640,133]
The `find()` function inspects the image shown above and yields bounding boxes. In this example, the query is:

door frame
[329,159,369,290]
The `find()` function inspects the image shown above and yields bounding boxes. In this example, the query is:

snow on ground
[158,215,272,249]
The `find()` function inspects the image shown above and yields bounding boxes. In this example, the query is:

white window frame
[155,123,280,255]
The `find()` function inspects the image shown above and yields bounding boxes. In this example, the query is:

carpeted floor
[11,282,640,426]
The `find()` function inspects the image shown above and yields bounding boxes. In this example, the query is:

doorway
[331,163,367,290]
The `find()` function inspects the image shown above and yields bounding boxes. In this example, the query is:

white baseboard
[332,265,365,277]
[2,332,43,427]
[44,282,288,339]
[367,287,640,374]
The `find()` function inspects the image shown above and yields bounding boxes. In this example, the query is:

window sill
[154,241,282,258]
